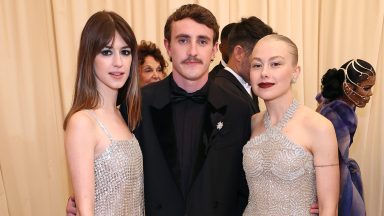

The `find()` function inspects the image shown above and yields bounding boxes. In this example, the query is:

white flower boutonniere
[216,121,223,130]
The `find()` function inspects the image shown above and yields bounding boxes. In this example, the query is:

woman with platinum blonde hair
[243,34,339,215]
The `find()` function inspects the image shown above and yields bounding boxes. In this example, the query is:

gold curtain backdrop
[0,0,383,215]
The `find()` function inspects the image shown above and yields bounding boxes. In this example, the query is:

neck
[341,95,357,108]
[96,86,119,111]
[172,72,208,93]
[227,58,249,83]
[227,58,239,74]
[264,92,295,125]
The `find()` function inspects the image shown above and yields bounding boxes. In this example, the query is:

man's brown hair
[164,4,219,44]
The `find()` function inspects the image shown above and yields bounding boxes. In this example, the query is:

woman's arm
[312,118,340,216]
[65,111,96,216]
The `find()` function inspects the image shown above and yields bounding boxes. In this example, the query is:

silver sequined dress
[242,100,317,215]
[89,111,144,216]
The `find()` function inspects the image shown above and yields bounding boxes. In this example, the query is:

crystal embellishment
[216,121,223,130]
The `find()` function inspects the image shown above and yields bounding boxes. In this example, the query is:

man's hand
[66,196,77,216]
[310,203,319,215]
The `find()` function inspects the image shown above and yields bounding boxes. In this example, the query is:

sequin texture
[90,111,144,216]
[243,100,317,215]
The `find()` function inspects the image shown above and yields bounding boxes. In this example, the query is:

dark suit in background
[211,68,259,115]
[209,60,225,78]
[209,23,236,79]
[210,16,274,116]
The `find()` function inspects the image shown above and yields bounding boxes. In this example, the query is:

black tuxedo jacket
[121,75,251,216]
[211,68,260,115]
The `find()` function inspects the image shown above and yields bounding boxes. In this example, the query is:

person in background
[316,59,376,216]
[138,40,168,87]
[209,22,236,77]
[244,34,339,215]
[63,10,143,215]
[210,16,274,115]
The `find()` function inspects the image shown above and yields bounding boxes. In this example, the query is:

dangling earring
[291,77,297,84]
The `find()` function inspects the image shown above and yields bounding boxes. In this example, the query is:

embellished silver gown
[242,100,317,215]
[89,110,144,216]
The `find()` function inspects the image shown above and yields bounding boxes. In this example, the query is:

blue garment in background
[317,95,365,216]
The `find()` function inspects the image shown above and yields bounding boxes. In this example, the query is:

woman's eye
[144,67,153,72]
[100,49,112,56]
[271,62,281,67]
[121,49,131,56]
[251,63,262,69]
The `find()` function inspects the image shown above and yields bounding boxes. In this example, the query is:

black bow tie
[169,75,209,104]
[171,90,207,103]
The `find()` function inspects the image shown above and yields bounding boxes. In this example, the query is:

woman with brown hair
[63,11,143,215]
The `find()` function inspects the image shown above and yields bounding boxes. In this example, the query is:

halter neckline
[264,99,299,130]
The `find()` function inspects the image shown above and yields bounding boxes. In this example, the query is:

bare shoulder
[66,110,95,132]
[297,106,337,152]
[65,110,97,148]
[298,106,334,133]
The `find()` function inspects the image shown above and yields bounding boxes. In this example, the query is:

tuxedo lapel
[191,82,227,184]
[150,77,182,190]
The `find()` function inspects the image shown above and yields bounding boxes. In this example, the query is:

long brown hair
[63,10,141,131]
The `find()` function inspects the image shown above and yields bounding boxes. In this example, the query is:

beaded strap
[264,99,299,130]
[86,110,113,140]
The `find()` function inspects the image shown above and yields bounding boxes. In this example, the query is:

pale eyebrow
[269,56,284,61]
[251,57,262,61]
[251,55,285,63]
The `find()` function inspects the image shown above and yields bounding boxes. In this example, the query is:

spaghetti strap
[86,110,113,140]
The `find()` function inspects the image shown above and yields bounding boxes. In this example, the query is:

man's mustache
[182,56,203,64]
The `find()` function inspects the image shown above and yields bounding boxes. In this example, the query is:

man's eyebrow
[175,34,190,39]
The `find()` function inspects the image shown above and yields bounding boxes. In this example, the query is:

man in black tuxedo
[209,22,236,78]
[130,4,250,216]
[210,16,274,115]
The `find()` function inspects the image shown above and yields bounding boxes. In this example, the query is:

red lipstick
[258,82,274,88]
